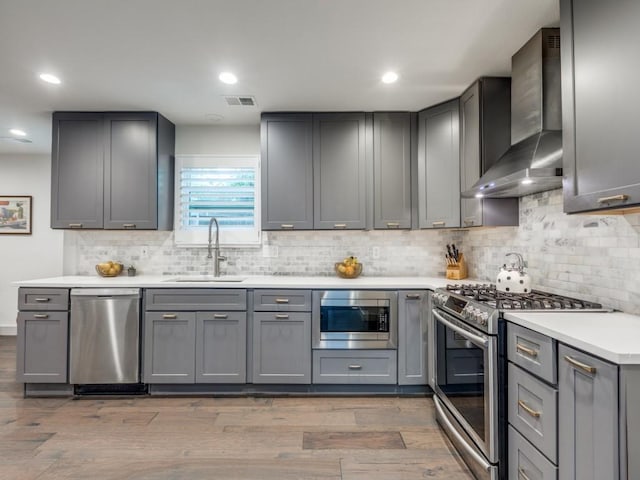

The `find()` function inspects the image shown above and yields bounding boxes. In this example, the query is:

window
[174,155,261,246]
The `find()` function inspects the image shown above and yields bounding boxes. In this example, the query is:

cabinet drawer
[508,323,557,384]
[145,289,246,311]
[18,288,69,311]
[253,289,311,312]
[509,426,558,480]
[508,363,558,463]
[312,350,397,384]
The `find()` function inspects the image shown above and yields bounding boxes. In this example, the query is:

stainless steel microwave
[312,290,397,349]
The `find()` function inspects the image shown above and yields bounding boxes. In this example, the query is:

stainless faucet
[207,217,226,277]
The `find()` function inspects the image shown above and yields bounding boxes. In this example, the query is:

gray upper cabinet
[373,112,412,229]
[558,344,619,480]
[398,290,428,385]
[417,99,460,229]
[51,112,105,229]
[561,0,640,213]
[460,78,518,227]
[51,111,175,230]
[313,113,368,229]
[260,114,314,230]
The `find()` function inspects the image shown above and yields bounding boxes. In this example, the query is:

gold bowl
[95,261,124,277]
[334,262,363,279]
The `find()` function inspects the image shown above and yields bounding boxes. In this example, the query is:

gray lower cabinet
[313,113,368,230]
[417,99,460,229]
[509,425,558,480]
[312,350,397,384]
[16,311,69,383]
[558,344,619,480]
[373,112,412,229]
[260,113,314,230]
[459,78,518,227]
[252,312,311,384]
[195,312,246,383]
[561,0,640,213]
[398,290,428,385]
[143,312,196,383]
[51,111,175,230]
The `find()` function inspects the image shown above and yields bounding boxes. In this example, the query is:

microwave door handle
[432,310,488,348]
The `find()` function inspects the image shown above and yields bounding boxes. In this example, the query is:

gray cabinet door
[417,99,461,229]
[459,78,517,227]
[195,312,246,383]
[558,344,619,480]
[261,114,313,230]
[51,112,104,229]
[252,312,311,384]
[373,112,412,229]
[104,113,158,230]
[143,312,196,383]
[16,312,68,383]
[313,113,368,229]
[398,290,428,385]
[561,0,640,213]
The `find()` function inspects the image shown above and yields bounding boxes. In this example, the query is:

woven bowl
[95,262,124,277]
[334,262,363,279]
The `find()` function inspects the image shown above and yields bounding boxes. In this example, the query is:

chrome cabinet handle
[162,314,177,319]
[564,355,597,375]
[122,223,136,228]
[275,314,289,319]
[597,194,628,204]
[405,294,421,300]
[386,222,400,228]
[348,364,362,370]
[518,399,541,419]
[33,314,49,319]
[432,221,445,227]
[280,224,294,229]
[213,314,228,319]
[68,223,83,228]
[35,298,50,302]
[333,223,347,229]
[275,298,290,304]
[518,468,532,480]
[516,343,539,358]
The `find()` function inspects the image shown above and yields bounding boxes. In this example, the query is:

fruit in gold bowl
[95,261,124,277]
[334,256,363,279]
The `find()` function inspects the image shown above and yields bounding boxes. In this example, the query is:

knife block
[446,254,468,280]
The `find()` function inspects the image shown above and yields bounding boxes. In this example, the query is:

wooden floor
[0,336,473,479]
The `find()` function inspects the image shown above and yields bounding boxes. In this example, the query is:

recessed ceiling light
[9,128,27,137]
[219,72,238,85]
[39,73,61,84]
[475,193,485,198]
[521,178,534,185]
[382,71,399,84]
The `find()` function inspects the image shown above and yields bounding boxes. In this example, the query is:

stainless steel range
[430,283,606,480]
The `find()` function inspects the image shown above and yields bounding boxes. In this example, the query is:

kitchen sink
[164,276,247,283]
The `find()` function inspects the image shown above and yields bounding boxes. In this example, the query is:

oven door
[433,308,498,464]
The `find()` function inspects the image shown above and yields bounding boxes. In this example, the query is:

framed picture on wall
[0,196,32,235]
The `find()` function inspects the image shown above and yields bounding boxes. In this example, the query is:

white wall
[175,124,260,155]
[0,154,64,334]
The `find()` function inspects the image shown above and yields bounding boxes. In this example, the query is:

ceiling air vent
[223,95,257,106]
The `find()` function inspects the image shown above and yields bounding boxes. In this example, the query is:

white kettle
[496,253,532,293]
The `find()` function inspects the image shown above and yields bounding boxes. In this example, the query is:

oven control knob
[478,312,489,326]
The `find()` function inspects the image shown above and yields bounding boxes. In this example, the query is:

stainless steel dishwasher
[70,288,141,384]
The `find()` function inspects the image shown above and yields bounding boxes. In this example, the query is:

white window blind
[174,155,261,246]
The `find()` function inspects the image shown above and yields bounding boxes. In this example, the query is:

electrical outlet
[371,246,380,259]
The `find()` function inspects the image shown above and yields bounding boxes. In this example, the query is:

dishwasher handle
[71,288,141,298]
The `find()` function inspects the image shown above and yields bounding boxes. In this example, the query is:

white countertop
[505,311,640,365]
[14,274,458,290]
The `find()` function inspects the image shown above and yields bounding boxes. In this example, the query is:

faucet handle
[218,255,227,262]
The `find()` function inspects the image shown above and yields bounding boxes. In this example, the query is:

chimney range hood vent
[462,28,562,199]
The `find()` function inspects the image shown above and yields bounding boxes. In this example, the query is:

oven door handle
[432,310,488,348]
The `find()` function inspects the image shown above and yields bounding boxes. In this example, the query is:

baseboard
[0,326,17,336]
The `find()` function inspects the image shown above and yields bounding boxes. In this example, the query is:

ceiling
[0,0,559,154]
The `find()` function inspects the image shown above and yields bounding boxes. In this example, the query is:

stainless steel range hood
[462,28,562,198]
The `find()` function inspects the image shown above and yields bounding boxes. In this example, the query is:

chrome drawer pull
[518,400,541,419]
[348,364,362,370]
[386,222,400,228]
[68,223,83,228]
[275,314,289,319]
[564,355,597,375]
[275,298,290,304]
[122,223,136,229]
[405,294,421,300]
[516,343,539,358]
[597,194,628,204]
[213,314,228,319]
[35,298,50,302]
[432,221,445,226]
[333,223,347,229]
[463,217,476,226]
[33,314,49,319]
[518,468,532,480]
[162,314,177,319]
[280,224,294,229]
